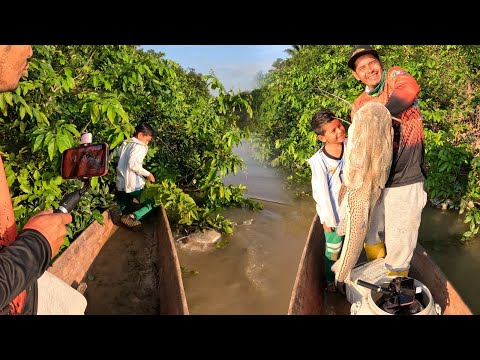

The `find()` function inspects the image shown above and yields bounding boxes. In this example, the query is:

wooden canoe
[48,206,189,315]
[288,214,472,315]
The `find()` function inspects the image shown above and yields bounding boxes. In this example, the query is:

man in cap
[347,45,428,277]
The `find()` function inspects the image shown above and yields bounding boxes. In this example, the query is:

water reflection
[419,206,480,314]
[176,141,479,314]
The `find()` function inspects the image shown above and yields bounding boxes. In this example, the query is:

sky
[141,45,290,92]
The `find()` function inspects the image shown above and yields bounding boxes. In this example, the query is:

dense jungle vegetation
[0,45,478,254]
[250,45,480,241]
[0,45,260,253]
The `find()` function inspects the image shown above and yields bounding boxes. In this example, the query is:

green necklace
[367,70,387,97]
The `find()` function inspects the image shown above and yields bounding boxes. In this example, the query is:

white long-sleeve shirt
[111,137,151,193]
[307,139,347,228]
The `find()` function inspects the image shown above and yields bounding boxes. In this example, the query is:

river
[176,141,480,314]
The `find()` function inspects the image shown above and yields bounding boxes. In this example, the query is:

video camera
[60,142,109,180]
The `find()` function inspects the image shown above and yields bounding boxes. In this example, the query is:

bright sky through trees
[141,45,289,92]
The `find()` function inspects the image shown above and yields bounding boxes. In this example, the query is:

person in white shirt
[307,109,347,292]
[111,122,156,231]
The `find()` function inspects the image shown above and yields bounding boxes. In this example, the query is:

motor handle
[356,278,423,296]
[356,279,391,294]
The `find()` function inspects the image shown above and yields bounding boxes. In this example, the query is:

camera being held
[55,134,109,214]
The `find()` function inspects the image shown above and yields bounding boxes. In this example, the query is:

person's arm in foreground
[0,209,71,309]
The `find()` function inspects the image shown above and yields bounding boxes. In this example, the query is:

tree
[284,45,305,56]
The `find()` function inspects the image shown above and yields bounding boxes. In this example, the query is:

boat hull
[288,214,472,315]
[48,206,189,315]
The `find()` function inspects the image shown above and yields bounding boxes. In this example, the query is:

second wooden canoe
[288,214,472,315]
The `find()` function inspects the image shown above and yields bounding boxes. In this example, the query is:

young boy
[307,109,347,292]
[111,122,156,231]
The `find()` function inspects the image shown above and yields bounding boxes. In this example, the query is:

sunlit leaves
[0,44,256,244]
[252,44,480,241]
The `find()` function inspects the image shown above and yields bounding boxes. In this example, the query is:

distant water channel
[176,141,480,314]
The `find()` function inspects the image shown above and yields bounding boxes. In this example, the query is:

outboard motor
[357,277,424,314]
[353,276,440,315]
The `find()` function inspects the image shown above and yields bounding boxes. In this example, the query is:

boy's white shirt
[112,137,151,193]
[307,139,347,228]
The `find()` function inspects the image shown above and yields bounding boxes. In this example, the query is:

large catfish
[331,102,393,285]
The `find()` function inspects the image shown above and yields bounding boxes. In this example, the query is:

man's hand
[22,209,72,258]
[148,174,155,183]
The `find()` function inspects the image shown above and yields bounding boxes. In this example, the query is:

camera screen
[61,143,109,179]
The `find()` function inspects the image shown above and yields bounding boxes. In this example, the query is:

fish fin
[338,183,347,206]
[337,216,346,236]
[337,185,347,236]
[331,258,339,273]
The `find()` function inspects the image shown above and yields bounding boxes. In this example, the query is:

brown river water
[176,141,480,315]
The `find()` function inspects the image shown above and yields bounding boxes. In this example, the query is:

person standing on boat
[0,45,73,314]
[307,109,348,292]
[111,122,156,231]
[347,45,427,277]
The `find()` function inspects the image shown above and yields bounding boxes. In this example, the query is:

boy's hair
[311,109,337,135]
[134,122,154,137]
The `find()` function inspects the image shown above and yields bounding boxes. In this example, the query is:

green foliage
[180,265,199,277]
[424,128,471,202]
[251,45,480,241]
[459,156,480,240]
[141,180,261,235]
[0,45,256,251]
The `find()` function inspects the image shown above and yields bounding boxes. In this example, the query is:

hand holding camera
[55,135,109,214]
[23,209,72,258]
